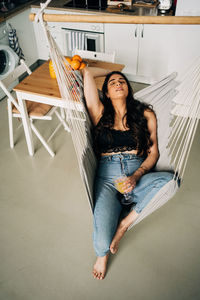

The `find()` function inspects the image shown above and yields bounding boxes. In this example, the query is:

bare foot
[109,222,128,254]
[93,254,109,280]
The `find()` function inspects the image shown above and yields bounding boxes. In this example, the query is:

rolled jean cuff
[134,206,143,214]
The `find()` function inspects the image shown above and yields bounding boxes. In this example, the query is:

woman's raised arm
[82,67,110,125]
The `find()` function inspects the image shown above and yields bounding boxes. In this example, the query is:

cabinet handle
[135,25,138,38]
[141,25,144,38]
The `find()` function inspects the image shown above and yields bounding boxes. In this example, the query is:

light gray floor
[0,85,200,300]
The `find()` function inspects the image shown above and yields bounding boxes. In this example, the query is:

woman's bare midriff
[101,149,138,156]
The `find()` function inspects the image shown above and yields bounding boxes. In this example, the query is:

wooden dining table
[14,59,124,156]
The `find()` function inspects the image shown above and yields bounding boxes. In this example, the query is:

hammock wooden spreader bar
[29,13,200,25]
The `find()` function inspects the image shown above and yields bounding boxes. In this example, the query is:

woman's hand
[120,166,146,193]
[122,174,137,194]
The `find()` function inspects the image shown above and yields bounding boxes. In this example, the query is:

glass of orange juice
[114,176,133,205]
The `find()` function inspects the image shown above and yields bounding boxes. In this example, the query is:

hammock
[32,2,200,229]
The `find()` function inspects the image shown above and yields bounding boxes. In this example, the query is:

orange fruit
[72,54,82,62]
[49,60,56,78]
[64,61,72,71]
[70,59,81,70]
[79,61,86,70]
[66,57,72,64]
[64,58,72,70]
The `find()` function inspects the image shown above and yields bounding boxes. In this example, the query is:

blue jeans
[93,153,173,257]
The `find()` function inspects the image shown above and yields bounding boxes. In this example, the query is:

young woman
[82,67,173,280]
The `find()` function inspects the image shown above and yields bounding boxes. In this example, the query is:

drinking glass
[114,175,133,205]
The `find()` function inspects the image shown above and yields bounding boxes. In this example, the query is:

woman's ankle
[120,210,139,229]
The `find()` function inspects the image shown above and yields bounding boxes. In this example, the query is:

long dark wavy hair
[94,71,154,157]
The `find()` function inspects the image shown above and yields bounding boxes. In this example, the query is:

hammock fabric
[33,2,200,229]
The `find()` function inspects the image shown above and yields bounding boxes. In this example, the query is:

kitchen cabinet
[136,24,171,82]
[6,8,38,67]
[167,25,200,76]
[105,23,171,83]
[105,24,138,78]
[105,23,200,84]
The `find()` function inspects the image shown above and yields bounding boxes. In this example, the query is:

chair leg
[47,123,62,143]
[47,110,70,143]
[18,96,34,156]
[30,120,55,157]
[55,110,70,132]
[60,107,65,119]
[7,99,14,148]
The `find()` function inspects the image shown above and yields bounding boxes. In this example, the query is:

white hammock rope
[34,1,200,226]
[36,9,97,208]
[168,57,200,179]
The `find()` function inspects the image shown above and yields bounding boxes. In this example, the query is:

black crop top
[95,127,138,154]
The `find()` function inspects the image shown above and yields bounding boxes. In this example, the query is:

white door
[105,23,139,79]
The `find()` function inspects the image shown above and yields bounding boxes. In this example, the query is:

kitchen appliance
[132,1,158,15]
[62,23,104,57]
[64,0,107,10]
[158,0,172,14]
[0,22,19,101]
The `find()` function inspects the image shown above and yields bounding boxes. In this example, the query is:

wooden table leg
[17,92,34,156]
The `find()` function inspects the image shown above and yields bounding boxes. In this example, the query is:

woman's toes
[93,255,109,280]
[93,270,98,278]
[98,272,104,280]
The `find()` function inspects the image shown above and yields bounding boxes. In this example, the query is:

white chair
[73,49,116,63]
[0,59,69,157]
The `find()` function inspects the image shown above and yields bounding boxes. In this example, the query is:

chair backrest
[0,59,32,110]
[73,49,115,63]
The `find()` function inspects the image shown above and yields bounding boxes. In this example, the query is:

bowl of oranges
[49,55,86,79]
